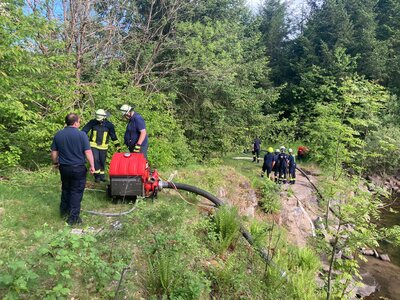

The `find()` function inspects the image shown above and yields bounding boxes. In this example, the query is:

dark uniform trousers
[59,164,87,222]
[92,148,107,180]
[289,163,296,184]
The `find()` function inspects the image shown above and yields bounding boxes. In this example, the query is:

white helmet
[280,146,286,152]
[95,109,107,121]
[288,148,293,153]
[120,104,132,116]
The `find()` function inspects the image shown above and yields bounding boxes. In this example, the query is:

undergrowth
[0,157,323,299]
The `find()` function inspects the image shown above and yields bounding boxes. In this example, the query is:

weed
[208,205,241,255]
[258,179,281,214]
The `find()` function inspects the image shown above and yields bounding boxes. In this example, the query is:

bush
[208,206,241,255]
[258,179,281,214]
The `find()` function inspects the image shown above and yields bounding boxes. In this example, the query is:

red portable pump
[108,152,160,198]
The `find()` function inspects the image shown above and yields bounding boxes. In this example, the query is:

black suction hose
[296,166,340,219]
[160,181,286,277]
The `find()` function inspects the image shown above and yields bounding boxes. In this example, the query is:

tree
[258,0,291,84]
[0,2,77,169]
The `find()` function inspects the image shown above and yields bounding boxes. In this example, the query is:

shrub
[259,179,281,214]
[209,206,241,255]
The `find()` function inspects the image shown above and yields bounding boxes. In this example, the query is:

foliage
[168,18,276,159]
[208,205,241,255]
[0,226,124,299]
[381,225,400,247]
[0,2,77,169]
[85,65,192,168]
[306,73,388,174]
[258,178,281,214]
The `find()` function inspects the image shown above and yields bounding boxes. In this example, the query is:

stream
[363,194,400,300]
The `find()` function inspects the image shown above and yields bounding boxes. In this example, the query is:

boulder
[360,248,375,256]
[358,270,380,298]
[380,254,391,262]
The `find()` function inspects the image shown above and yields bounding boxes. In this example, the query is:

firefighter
[273,148,280,182]
[82,109,121,183]
[288,148,296,184]
[278,146,289,184]
[252,136,261,163]
[120,104,149,158]
[261,147,275,179]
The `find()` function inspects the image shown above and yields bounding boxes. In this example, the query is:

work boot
[100,174,107,182]
[67,217,83,226]
[60,210,69,220]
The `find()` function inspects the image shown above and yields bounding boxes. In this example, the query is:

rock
[334,250,343,260]
[71,228,84,235]
[111,220,123,230]
[314,217,325,230]
[342,251,354,260]
[245,206,255,218]
[217,187,227,199]
[380,254,391,262]
[360,248,375,256]
[358,270,380,298]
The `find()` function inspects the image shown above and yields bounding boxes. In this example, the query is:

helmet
[268,147,273,153]
[280,146,286,152]
[95,109,107,121]
[120,104,132,116]
[275,149,279,154]
[288,148,293,153]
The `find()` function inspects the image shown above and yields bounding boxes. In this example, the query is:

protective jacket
[262,153,275,172]
[82,119,119,150]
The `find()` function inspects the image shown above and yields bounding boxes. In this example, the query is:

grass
[0,154,323,299]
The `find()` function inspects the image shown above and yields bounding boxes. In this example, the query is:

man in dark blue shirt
[82,109,121,182]
[252,136,261,163]
[120,104,148,158]
[51,113,95,225]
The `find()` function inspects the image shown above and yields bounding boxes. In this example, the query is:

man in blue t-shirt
[120,104,149,158]
[252,136,261,163]
[51,113,95,225]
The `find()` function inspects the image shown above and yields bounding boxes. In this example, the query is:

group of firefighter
[260,146,296,184]
[252,137,306,184]
[81,105,147,183]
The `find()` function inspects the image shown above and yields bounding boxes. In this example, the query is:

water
[378,196,400,266]
[363,194,400,299]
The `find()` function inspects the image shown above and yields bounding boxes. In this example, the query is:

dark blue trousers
[59,165,87,222]
[92,148,107,180]
[279,164,287,183]
[289,165,296,183]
